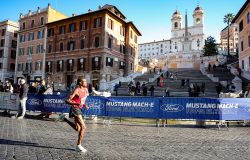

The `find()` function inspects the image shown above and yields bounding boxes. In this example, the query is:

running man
[66,77,89,153]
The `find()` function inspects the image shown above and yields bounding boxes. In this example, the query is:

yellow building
[232,0,250,76]
[15,4,67,83]
[220,24,239,54]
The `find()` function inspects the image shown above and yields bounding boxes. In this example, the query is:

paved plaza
[0,114,249,160]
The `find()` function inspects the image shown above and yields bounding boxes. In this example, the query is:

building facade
[232,0,250,73]
[139,40,171,60]
[139,5,205,69]
[220,24,239,54]
[0,20,18,83]
[15,4,67,83]
[45,4,141,90]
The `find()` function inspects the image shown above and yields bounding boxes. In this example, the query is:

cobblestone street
[0,115,249,160]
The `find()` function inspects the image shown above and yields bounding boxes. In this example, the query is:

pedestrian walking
[16,79,28,119]
[208,63,211,71]
[165,87,170,97]
[65,77,89,153]
[149,85,155,97]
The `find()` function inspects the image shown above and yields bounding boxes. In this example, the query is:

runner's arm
[66,89,80,106]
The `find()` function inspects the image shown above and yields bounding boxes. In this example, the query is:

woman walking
[66,77,89,152]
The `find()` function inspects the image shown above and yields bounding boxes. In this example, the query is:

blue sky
[0,0,246,43]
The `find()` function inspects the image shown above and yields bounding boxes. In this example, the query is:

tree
[202,36,218,56]
[223,13,235,56]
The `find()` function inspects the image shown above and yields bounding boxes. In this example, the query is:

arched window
[196,18,201,24]
[174,22,178,29]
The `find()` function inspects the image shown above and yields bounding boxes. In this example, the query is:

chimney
[88,9,92,12]
[48,3,51,8]
[98,5,102,10]
[37,7,40,13]
[72,13,77,17]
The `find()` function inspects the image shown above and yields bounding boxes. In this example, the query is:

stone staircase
[114,68,222,98]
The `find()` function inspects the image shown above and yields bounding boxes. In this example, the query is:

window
[40,17,44,25]
[67,59,74,71]
[17,63,23,71]
[59,25,65,34]
[242,60,244,69]
[248,12,250,24]
[37,30,44,39]
[77,58,86,71]
[130,30,133,39]
[248,35,250,47]
[11,40,17,48]
[14,32,17,38]
[120,42,126,53]
[25,62,32,71]
[161,49,163,53]
[11,50,16,59]
[10,63,15,71]
[36,44,42,54]
[134,35,137,43]
[46,61,53,73]
[130,63,133,70]
[0,50,3,57]
[35,61,41,71]
[60,42,64,51]
[196,18,201,24]
[57,60,64,72]
[93,17,102,28]
[249,57,250,67]
[119,61,125,69]
[19,48,24,55]
[92,57,101,70]
[28,32,34,41]
[67,41,75,51]
[1,29,5,36]
[0,39,4,47]
[94,37,100,48]
[0,63,2,69]
[69,23,76,32]
[19,34,25,43]
[174,22,178,28]
[30,20,35,28]
[108,37,112,48]
[239,20,243,32]
[80,38,85,49]
[108,19,113,30]
[48,44,52,53]
[80,20,88,30]
[22,22,26,30]
[241,41,244,51]
[120,26,125,36]
[106,57,113,67]
[47,28,54,37]
[27,46,33,55]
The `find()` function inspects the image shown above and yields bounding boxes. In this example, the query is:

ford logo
[27,99,43,105]
[160,104,184,112]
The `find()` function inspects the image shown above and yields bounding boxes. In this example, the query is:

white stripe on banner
[0,92,19,110]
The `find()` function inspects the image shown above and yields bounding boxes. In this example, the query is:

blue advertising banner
[24,94,250,120]
[105,97,160,118]
[160,98,250,120]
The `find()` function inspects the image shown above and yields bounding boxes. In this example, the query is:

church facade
[139,5,205,69]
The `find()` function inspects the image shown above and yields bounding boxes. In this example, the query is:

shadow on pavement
[0,139,75,151]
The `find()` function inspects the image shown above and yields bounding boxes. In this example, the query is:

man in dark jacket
[16,79,28,119]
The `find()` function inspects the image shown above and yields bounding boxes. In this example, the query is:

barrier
[1,94,250,121]
[0,92,19,110]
